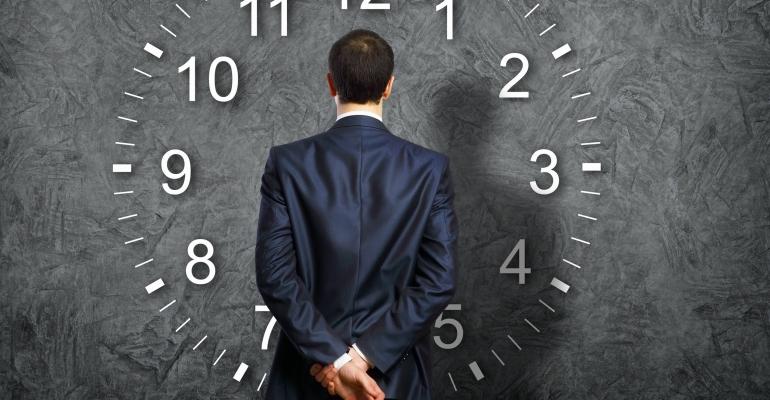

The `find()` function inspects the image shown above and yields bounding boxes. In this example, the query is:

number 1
[239,0,257,37]
[436,0,453,40]
[270,0,288,37]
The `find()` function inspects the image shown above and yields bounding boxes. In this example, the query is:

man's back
[256,114,458,399]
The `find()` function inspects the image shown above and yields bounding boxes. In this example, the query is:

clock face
[110,0,609,396]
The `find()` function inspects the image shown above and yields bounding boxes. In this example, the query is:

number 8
[186,239,216,285]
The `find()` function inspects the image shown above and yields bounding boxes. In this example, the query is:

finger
[310,364,322,376]
[314,365,331,382]
[321,367,337,386]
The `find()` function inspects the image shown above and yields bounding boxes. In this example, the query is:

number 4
[499,239,531,284]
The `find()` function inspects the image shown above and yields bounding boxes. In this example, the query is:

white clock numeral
[161,149,191,195]
[256,306,279,350]
[499,53,530,99]
[178,57,196,102]
[178,56,239,103]
[241,0,288,36]
[499,239,531,284]
[436,0,453,40]
[239,0,258,36]
[530,149,560,195]
[270,0,288,37]
[433,304,463,350]
[186,239,216,285]
[209,56,239,102]
[361,0,390,10]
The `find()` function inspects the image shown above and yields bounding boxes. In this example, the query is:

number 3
[530,149,559,195]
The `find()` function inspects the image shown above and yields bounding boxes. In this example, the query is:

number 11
[240,0,288,37]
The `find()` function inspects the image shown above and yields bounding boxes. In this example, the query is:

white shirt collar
[336,110,383,122]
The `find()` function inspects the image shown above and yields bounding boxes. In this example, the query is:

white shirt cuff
[351,343,373,368]
[332,351,352,370]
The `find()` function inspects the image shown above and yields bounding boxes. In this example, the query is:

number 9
[161,149,191,195]
[529,149,559,195]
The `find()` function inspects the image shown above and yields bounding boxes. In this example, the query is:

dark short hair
[328,29,394,104]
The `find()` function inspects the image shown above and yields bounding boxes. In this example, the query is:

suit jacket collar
[330,115,390,133]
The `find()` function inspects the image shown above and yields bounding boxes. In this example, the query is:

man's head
[327,29,394,105]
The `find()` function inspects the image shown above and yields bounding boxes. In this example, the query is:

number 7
[255,305,278,350]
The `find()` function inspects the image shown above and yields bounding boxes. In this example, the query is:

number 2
[499,53,529,99]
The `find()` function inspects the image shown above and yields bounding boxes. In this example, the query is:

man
[255,29,458,400]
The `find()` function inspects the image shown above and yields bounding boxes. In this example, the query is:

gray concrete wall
[1,0,768,398]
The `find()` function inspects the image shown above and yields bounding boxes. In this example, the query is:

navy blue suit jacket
[255,115,458,399]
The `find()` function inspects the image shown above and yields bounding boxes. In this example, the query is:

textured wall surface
[1,0,769,399]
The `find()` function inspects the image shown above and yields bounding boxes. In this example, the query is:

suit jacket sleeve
[255,146,349,365]
[355,155,459,373]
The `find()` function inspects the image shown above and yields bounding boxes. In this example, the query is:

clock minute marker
[213,349,227,366]
[571,92,591,99]
[524,3,539,18]
[552,44,571,59]
[257,373,268,391]
[143,43,164,59]
[580,190,601,196]
[134,258,154,268]
[550,277,571,293]
[490,349,505,366]
[123,91,143,100]
[175,318,191,332]
[159,299,176,312]
[582,162,602,172]
[468,361,485,381]
[113,190,134,195]
[562,68,581,77]
[193,335,208,350]
[145,279,165,294]
[577,116,598,123]
[578,213,597,221]
[115,141,135,147]
[524,318,540,333]
[160,24,177,38]
[117,116,138,123]
[118,213,137,221]
[124,237,144,245]
[539,299,555,312]
[570,236,590,245]
[580,141,601,146]
[233,363,249,382]
[133,67,152,78]
[507,335,522,350]
[112,164,132,173]
[538,23,555,36]
[175,3,191,19]
[447,373,458,391]
[562,258,582,269]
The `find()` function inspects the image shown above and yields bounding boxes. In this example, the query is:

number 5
[530,149,559,195]
[433,304,463,350]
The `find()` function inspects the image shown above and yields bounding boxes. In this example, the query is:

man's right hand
[310,361,384,400]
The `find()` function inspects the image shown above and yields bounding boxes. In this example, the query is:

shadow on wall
[428,71,565,399]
